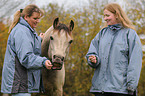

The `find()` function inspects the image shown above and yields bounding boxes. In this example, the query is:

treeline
[0,0,145,96]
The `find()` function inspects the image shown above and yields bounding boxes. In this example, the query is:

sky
[0,0,89,19]
[35,0,89,9]
[0,0,129,19]
[34,0,130,13]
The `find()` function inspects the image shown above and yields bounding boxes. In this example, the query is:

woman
[1,4,52,96]
[86,3,142,96]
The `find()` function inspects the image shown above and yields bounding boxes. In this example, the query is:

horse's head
[42,18,74,70]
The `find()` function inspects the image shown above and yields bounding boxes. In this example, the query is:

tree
[125,0,145,34]
[0,21,9,96]
[0,0,35,21]
[36,3,67,34]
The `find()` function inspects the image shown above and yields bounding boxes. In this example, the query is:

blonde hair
[8,4,44,33]
[103,3,135,30]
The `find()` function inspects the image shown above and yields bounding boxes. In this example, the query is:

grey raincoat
[86,24,142,95]
[1,17,47,93]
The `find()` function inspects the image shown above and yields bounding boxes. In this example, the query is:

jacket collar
[19,17,38,38]
[19,17,35,33]
[108,23,123,31]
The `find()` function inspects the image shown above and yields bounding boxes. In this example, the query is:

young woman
[86,3,142,96]
[1,4,52,96]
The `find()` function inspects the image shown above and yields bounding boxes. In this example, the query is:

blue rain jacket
[86,24,142,94]
[1,17,47,93]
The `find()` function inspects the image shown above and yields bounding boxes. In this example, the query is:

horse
[41,17,74,96]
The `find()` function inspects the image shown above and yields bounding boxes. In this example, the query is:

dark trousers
[95,93,134,96]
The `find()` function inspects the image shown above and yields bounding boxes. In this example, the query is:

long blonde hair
[103,3,135,30]
[8,4,44,33]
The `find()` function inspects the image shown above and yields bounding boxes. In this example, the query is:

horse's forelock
[54,23,72,37]
[57,23,69,31]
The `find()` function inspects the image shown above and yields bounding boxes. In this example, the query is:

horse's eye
[69,40,73,44]
[50,36,53,40]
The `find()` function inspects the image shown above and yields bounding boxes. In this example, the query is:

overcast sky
[34,0,129,12]
[35,0,89,8]
[0,0,129,19]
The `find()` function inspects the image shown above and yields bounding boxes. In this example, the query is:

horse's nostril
[61,57,64,61]
[53,55,56,58]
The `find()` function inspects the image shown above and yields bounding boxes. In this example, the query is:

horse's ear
[69,20,74,31]
[53,18,59,29]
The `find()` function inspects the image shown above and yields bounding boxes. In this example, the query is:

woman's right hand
[45,60,53,69]
[89,55,97,64]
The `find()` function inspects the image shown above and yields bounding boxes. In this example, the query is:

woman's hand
[45,60,53,69]
[89,55,97,64]
[39,33,45,39]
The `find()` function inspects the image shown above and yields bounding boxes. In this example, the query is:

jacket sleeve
[127,29,143,92]
[14,27,47,69]
[86,32,101,68]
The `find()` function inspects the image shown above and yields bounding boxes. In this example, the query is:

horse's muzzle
[51,55,64,70]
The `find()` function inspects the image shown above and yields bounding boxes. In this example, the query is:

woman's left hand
[39,33,45,39]
[89,55,97,64]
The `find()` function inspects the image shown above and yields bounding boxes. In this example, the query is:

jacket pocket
[116,42,129,58]
[115,60,128,88]
[29,70,41,91]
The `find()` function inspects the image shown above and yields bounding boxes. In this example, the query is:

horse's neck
[43,25,54,43]
[45,25,54,37]
[41,26,54,57]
